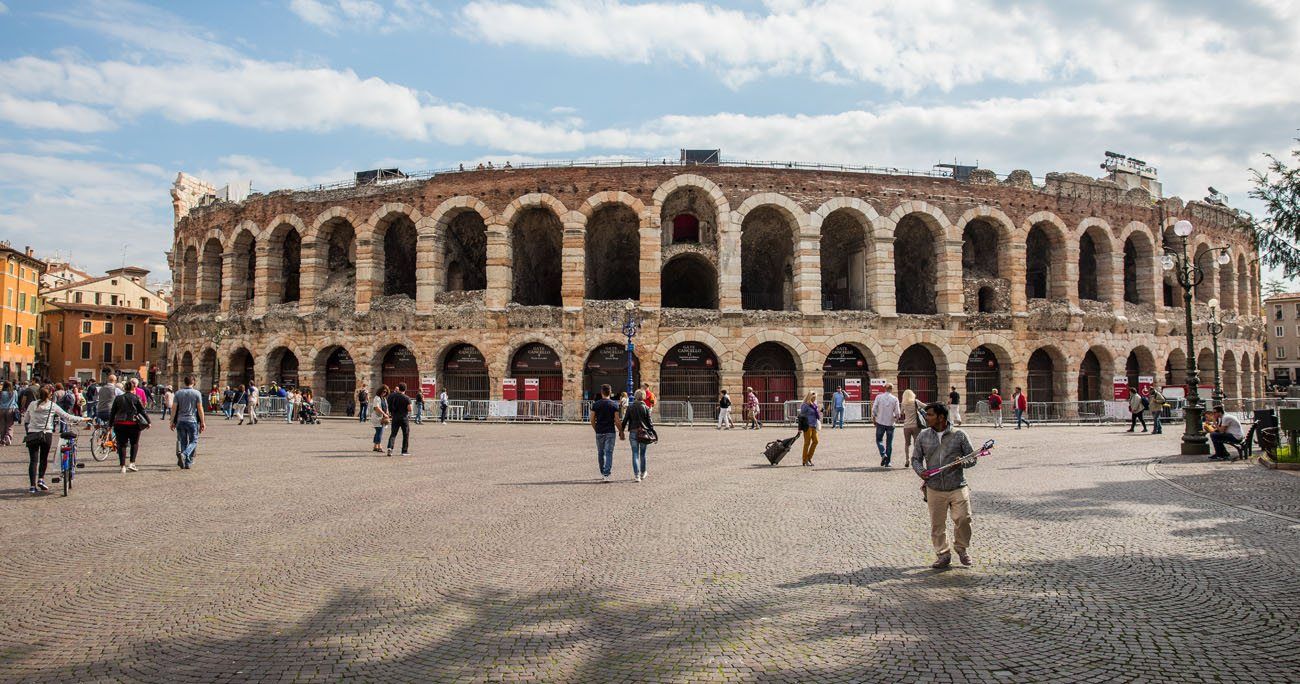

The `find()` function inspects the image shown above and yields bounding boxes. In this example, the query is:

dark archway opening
[894,216,937,314]
[660,342,720,412]
[1027,349,1055,403]
[1079,350,1102,403]
[281,229,301,303]
[820,210,870,311]
[741,207,795,311]
[1124,239,1141,305]
[271,348,299,388]
[672,214,699,243]
[1079,232,1099,301]
[661,187,717,247]
[322,219,357,293]
[323,347,356,414]
[228,348,254,389]
[512,209,563,306]
[966,346,1001,410]
[444,212,487,292]
[382,216,417,299]
[441,344,489,402]
[1025,227,1051,300]
[961,220,999,278]
[822,343,870,400]
[584,343,640,400]
[201,239,223,306]
[510,343,563,402]
[381,345,420,393]
[898,344,939,403]
[661,254,718,309]
[977,287,995,313]
[200,349,217,392]
[585,205,641,301]
[743,342,798,420]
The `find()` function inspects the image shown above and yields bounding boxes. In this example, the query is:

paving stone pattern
[1,421,1297,683]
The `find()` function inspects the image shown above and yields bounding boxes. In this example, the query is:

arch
[1236,254,1251,315]
[658,179,725,249]
[585,202,641,301]
[583,342,640,399]
[898,344,940,403]
[1218,252,1236,313]
[267,346,300,387]
[369,208,418,300]
[499,193,569,229]
[199,348,218,392]
[742,341,799,420]
[966,344,1006,409]
[229,227,257,306]
[377,344,420,393]
[315,344,357,412]
[739,200,801,311]
[732,330,811,372]
[1222,349,1239,399]
[264,217,304,305]
[1122,229,1156,306]
[1193,243,1213,303]
[179,351,194,382]
[1025,220,1067,301]
[815,334,884,374]
[200,237,224,306]
[1124,346,1157,387]
[181,245,198,305]
[1078,349,1104,403]
[509,204,564,306]
[1076,219,1114,303]
[1026,346,1067,406]
[892,209,948,315]
[822,343,872,400]
[649,330,732,368]
[1165,348,1188,388]
[314,213,357,305]
[578,190,647,220]
[439,342,490,402]
[661,253,718,309]
[652,174,730,216]
[227,347,255,388]
[659,340,721,411]
[956,208,1015,311]
[819,206,874,311]
[428,197,491,294]
[509,342,564,402]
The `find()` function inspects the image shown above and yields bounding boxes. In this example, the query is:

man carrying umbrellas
[911,402,976,569]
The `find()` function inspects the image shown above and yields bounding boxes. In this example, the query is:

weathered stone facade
[166,164,1266,411]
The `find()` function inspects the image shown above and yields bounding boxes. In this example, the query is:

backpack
[1141,395,1150,410]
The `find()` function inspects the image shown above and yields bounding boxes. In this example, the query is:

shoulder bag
[633,406,658,444]
[24,404,54,446]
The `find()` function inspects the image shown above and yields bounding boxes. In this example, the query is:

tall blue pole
[623,311,638,397]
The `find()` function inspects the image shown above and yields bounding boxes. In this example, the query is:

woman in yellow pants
[800,391,822,466]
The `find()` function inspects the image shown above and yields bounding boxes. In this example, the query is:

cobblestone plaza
[2,421,1297,683]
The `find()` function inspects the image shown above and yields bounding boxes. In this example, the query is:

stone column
[639,213,662,309]
[219,251,235,314]
[1106,246,1125,317]
[485,221,510,310]
[872,237,897,317]
[252,243,272,313]
[562,215,586,310]
[1006,242,1027,314]
[718,212,742,311]
[299,239,321,310]
[795,232,821,313]
[939,239,966,315]
[355,237,376,314]
[415,233,437,314]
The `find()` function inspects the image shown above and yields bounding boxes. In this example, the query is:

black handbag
[23,405,54,446]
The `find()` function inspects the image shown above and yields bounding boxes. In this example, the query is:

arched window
[661,254,718,309]
[672,213,700,243]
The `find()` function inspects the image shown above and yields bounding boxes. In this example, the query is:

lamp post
[622,301,640,397]
[1207,298,1225,405]
[1160,220,1232,455]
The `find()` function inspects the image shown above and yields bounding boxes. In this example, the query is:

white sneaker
[126,463,138,472]
[120,466,127,474]
[636,475,643,482]
[640,472,647,480]
[602,475,610,483]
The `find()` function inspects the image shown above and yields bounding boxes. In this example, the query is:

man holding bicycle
[170,375,206,469]
[911,402,977,569]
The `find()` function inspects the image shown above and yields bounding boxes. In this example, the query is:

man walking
[911,403,977,569]
[871,383,903,466]
[1012,387,1030,429]
[246,383,260,424]
[1150,384,1166,435]
[386,383,413,456]
[948,386,962,426]
[170,375,206,469]
[745,387,762,430]
[590,384,619,482]
[1126,384,1148,432]
[988,389,1003,428]
[716,389,734,429]
[832,386,846,429]
[96,374,122,425]
[438,388,449,423]
[356,385,369,423]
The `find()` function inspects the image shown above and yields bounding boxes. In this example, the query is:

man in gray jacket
[911,402,977,569]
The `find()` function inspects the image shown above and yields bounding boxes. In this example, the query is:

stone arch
[649,330,731,369]
[1192,241,1214,303]
[578,190,647,220]
[1164,347,1188,387]
[306,206,363,242]
[426,196,492,296]
[1222,349,1239,399]
[1119,224,1157,307]
[263,215,306,305]
[584,200,641,301]
[1023,214,1069,301]
[438,340,491,402]
[656,177,727,249]
[896,342,947,404]
[367,205,419,300]
[1236,254,1251,315]
[499,193,569,229]
[507,199,565,307]
[312,211,358,308]
[889,205,951,315]
[199,236,224,306]
[955,206,1015,276]
[1026,344,1069,405]
[816,199,880,311]
[1123,345,1158,387]
[501,332,569,378]
[731,330,812,372]
[228,226,257,306]
[661,253,718,309]
[737,197,803,311]
[1217,249,1236,313]
[312,343,358,412]
[265,344,302,388]
[181,244,198,305]
[1078,345,1115,403]
[815,332,885,374]
[1076,218,1115,304]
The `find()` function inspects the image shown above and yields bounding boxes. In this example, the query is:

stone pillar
[252,243,272,313]
[872,237,897,317]
[639,212,662,310]
[415,233,437,314]
[355,237,376,314]
[1006,242,1027,314]
[1063,369,1080,418]
[219,252,235,314]
[562,215,586,310]
[795,232,821,313]
[1061,241,1080,307]
[939,239,966,315]
[485,221,510,310]
[798,369,822,402]
[718,213,742,311]
[299,239,321,310]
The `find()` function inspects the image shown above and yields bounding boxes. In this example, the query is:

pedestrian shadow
[498,479,606,486]
[309,450,383,458]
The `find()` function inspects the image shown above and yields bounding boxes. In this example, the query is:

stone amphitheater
[165,161,1265,418]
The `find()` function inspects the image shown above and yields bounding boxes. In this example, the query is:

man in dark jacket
[911,403,977,569]
[385,383,412,456]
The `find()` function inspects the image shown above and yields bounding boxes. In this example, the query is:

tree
[1264,279,1288,297]
[1249,139,1300,278]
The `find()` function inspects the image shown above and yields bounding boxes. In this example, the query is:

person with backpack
[95,375,123,426]
[21,385,92,493]
[1149,384,1167,435]
[987,389,1003,428]
[356,385,369,423]
[110,378,151,473]
[716,389,734,429]
[221,386,235,419]
[900,388,927,458]
[1127,385,1148,432]
[620,389,657,483]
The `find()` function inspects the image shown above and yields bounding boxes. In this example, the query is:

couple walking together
[590,384,657,482]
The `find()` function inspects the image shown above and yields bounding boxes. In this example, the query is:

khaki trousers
[926,486,972,556]
[801,428,819,464]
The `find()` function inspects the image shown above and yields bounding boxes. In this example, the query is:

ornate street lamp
[1207,298,1225,405]
[622,301,640,397]
[1160,219,1232,455]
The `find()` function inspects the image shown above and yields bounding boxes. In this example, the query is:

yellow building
[0,242,45,382]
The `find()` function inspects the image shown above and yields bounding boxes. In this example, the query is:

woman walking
[22,386,93,493]
[900,388,926,457]
[717,389,734,429]
[799,391,822,466]
[370,385,390,453]
[110,378,151,474]
[745,387,762,430]
[1,381,18,445]
[619,389,657,482]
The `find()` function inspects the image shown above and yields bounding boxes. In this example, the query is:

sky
[0,0,1298,283]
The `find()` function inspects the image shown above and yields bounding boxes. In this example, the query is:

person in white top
[246,384,260,424]
[871,383,904,467]
[1207,406,1245,461]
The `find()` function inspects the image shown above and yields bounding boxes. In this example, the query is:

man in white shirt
[871,383,904,467]
[1207,406,1245,461]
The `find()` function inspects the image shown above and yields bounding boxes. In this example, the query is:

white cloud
[0,2,9,14]
[289,0,440,34]
[23,140,102,155]
[0,94,117,132]
[194,155,351,192]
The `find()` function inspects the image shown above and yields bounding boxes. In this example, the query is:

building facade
[40,267,170,383]
[0,242,45,383]
[166,163,1265,416]
[1263,292,1300,388]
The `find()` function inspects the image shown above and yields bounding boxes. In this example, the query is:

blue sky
[0,0,1298,282]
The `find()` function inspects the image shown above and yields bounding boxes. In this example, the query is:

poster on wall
[844,378,862,401]
[420,376,436,399]
[1137,375,1154,397]
[502,378,517,401]
[1113,375,1130,400]
[523,378,540,401]
[869,378,886,400]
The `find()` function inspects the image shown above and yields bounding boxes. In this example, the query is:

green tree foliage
[1249,140,1300,278]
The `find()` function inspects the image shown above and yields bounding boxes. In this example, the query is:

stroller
[297,400,321,424]
[762,431,802,465]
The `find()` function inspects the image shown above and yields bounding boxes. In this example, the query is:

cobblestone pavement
[1,419,1298,683]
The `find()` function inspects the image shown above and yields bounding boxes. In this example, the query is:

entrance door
[381,345,420,393]
[511,343,564,402]
[442,344,489,401]
[743,342,797,422]
[965,346,1001,410]
[324,347,356,412]
[584,343,639,399]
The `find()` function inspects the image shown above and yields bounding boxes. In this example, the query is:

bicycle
[49,424,88,497]
[89,419,115,462]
